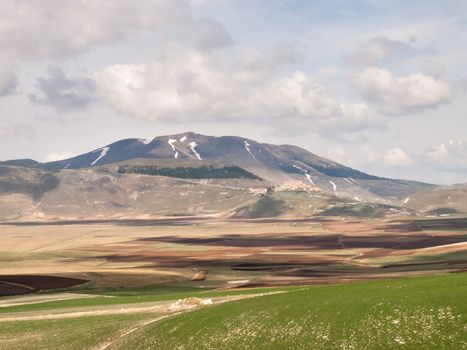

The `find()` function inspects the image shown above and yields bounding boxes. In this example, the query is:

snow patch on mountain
[91,147,110,165]
[189,141,202,160]
[329,180,337,194]
[305,174,315,186]
[244,141,257,161]
[168,139,179,159]
[180,135,187,142]
[292,164,306,172]
[343,177,358,185]
[403,197,410,204]
[292,164,315,186]
[139,137,155,145]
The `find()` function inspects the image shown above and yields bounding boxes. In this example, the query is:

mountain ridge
[2,132,434,204]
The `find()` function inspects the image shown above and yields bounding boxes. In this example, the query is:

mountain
[0,132,436,221]
[15,132,433,201]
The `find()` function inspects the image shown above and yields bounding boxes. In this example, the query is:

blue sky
[0,0,466,184]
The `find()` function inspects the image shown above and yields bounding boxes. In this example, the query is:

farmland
[1,217,466,293]
[0,216,466,349]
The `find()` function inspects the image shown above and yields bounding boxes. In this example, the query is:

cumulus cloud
[345,36,413,66]
[29,66,97,110]
[422,140,467,170]
[95,47,379,133]
[43,151,75,163]
[422,60,445,79]
[0,0,232,98]
[379,140,467,182]
[384,147,412,167]
[0,0,231,60]
[379,140,467,183]
[354,67,451,115]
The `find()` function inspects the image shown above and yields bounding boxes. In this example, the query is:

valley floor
[0,216,466,294]
[0,216,466,349]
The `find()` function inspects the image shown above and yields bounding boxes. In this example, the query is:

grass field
[110,273,467,350]
[0,273,465,349]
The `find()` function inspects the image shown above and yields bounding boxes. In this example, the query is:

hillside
[108,274,466,350]
[0,161,419,221]
[401,183,467,215]
[0,164,265,221]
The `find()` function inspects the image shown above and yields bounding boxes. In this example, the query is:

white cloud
[426,143,449,162]
[95,47,378,133]
[0,0,232,98]
[43,151,75,163]
[384,147,412,167]
[345,36,413,66]
[423,140,467,169]
[0,0,231,60]
[422,60,445,79]
[377,140,467,183]
[354,67,451,115]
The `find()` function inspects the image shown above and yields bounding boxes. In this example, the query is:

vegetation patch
[117,165,259,180]
[319,203,393,218]
[239,195,288,218]
[426,207,460,215]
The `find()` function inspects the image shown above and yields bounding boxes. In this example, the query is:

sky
[1,0,466,184]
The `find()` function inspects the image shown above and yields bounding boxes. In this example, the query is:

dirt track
[0,292,283,322]
[91,314,175,350]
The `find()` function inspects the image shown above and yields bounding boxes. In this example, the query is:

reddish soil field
[0,275,87,296]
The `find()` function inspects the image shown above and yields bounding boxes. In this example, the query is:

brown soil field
[0,216,465,295]
[0,275,86,296]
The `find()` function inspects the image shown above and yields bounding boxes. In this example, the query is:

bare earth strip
[0,293,102,308]
[0,292,284,322]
